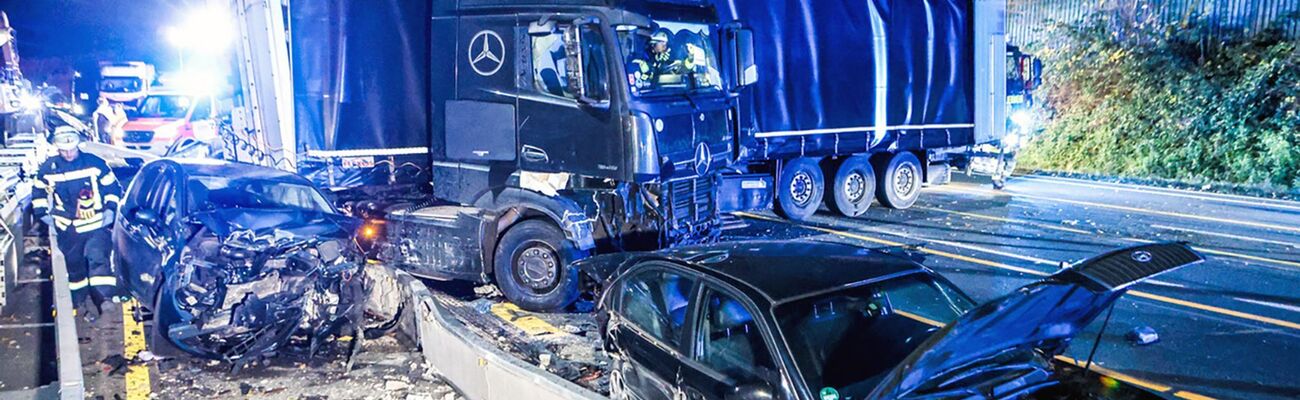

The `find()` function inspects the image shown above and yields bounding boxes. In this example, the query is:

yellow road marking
[1151,224,1300,249]
[1126,291,1300,330]
[122,299,151,400]
[1017,175,1300,212]
[1174,390,1219,400]
[490,303,565,336]
[915,206,1094,235]
[930,185,1300,235]
[735,212,1300,331]
[894,310,944,328]
[1052,355,1173,393]
[922,206,1300,270]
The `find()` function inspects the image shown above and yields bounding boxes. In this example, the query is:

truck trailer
[227,0,758,311]
[717,0,1008,220]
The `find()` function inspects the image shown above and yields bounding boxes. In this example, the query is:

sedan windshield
[618,20,723,97]
[188,176,333,213]
[774,274,974,398]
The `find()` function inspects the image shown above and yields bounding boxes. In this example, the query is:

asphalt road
[728,174,1300,400]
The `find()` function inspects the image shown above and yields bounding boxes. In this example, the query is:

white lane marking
[1145,280,1186,288]
[1018,175,1300,211]
[1152,224,1300,249]
[930,185,1300,235]
[1234,297,1300,314]
[0,322,56,329]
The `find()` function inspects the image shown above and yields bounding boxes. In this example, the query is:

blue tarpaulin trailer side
[715,0,1006,219]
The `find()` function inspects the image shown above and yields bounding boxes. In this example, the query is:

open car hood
[192,208,359,240]
[867,243,1204,400]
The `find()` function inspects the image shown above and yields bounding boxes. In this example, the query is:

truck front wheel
[825,156,876,217]
[876,152,923,209]
[493,220,584,312]
[774,157,824,221]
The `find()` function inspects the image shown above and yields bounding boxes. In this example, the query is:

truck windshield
[774,275,974,398]
[100,77,143,93]
[618,21,722,97]
[133,95,192,119]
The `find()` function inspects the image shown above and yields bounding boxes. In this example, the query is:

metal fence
[1008,0,1300,48]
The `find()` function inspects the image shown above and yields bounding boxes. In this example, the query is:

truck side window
[578,24,609,101]
[531,30,573,99]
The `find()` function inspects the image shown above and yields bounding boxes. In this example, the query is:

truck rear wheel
[774,157,824,221]
[493,220,583,312]
[825,156,875,217]
[876,152,923,209]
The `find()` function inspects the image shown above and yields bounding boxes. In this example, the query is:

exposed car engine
[154,226,368,369]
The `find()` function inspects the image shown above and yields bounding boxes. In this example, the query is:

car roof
[649,240,927,306]
[165,159,309,184]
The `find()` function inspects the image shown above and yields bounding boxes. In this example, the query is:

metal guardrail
[390,268,605,400]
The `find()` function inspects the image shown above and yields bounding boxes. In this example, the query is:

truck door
[515,15,624,179]
[446,15,518,164]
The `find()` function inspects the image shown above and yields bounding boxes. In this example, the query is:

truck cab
[385,0,756,311]
[98,61,155,106]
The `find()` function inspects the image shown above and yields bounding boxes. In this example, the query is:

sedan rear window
[774,274,973,397]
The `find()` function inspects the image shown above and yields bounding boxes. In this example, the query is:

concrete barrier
[388,268,605,400]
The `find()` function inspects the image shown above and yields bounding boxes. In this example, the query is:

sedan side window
[124,166,160,212]
[697,289,776,382]
[618,269,695,348]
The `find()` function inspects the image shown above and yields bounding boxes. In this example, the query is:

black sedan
[578,240,1203,400]
[112,159,368,366]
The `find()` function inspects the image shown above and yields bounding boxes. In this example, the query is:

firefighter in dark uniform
[31,127,124,316]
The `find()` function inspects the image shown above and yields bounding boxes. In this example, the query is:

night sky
[2,0,206,77]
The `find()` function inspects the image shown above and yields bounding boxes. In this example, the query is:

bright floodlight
[19,93,42,110]
[164,6,235,52]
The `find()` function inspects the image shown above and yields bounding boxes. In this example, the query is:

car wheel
[825,156,875,217]
[150,271,205,358]
[493,220,584,312]
[773,157,824,221]
[876,152,923,209]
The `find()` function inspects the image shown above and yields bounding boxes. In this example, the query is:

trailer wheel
[876,152,923,209]
[494,220,584,312]
[774,157,824,221]
[825,156,875,217]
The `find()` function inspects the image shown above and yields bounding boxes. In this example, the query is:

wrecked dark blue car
[580,240,1203,400]
[112,159,368,367]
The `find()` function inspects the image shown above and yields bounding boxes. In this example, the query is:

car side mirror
[131,208,159,227]
[726,382,776,400]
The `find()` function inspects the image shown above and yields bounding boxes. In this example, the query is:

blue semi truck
[717,0,1010,220]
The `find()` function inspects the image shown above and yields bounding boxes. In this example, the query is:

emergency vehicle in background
[97,62,154,105]
[116,89,221,156]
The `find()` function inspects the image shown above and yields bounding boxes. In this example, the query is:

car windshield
[774,274,974,398]
[618,20,723,97]
[100,77,143,93]
[133,95,192,119]
[187,175,334,212]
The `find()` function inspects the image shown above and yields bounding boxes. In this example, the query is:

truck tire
[876,152,923,209]
[493,220,584,312]
[825,156,875,217]
[774,157,824,221]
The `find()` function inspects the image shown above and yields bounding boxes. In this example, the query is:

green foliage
[1020,16,1300,189]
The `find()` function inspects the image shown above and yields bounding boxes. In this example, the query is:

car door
[118,163,179,302]
[607,264,699,400]
[680,285,789,400]
[115,163,161,298]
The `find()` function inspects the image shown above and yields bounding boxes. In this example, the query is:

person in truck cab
[630,30,686,89]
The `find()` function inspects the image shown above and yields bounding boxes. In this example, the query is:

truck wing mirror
[724,25,758,91]
[562,24,587,101]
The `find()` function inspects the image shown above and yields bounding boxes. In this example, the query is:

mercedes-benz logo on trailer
[468,30,504,76]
